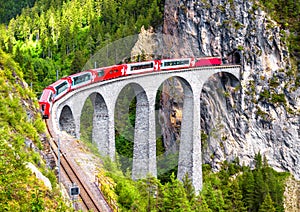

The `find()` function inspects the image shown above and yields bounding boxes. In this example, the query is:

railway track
[46,121,111,211]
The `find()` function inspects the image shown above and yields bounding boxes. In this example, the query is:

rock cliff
[133,0,300,180]
[135,0,300,179]
[161,0,300,179]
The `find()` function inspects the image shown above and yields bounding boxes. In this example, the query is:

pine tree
[258,193,276,212]
[241,169,255,211]
[201,181,225,211]
[193,195,212,212]
[70,50,87,74]
[254,168,269,211]
[227,180,245,211]
[162,173,191,211]
[255,152,263,170]
[182,173,196,203]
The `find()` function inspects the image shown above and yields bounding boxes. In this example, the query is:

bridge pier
[148,93,158,178]
[177,81,202,193]
[132,86,157,179]
[91,93,110,157]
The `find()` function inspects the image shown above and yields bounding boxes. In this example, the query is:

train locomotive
[39,56,221,119]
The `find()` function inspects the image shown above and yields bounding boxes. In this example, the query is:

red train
[39,57,221,119]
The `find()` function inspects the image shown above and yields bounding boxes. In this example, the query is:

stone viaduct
[50,65,240,193]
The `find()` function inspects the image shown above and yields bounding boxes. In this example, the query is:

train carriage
[126,60,160,75]
[160,58,194,70]
[100,64,126,81]
[65,71,94,91]
[195,57,222,66]
[39,89,54,119]
[39,79,70,119]
[39,56,222,119]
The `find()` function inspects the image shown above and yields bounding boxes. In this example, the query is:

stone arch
[115,82,150,179]
[83,92,109,156]
[155,76,195,182]
[59,105,76,136]
[200,71,241,169]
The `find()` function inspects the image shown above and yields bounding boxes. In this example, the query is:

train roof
[39,89,52,102]
[47,79,69,88]
[65,71,93,78]
[90,64,125,71]
[196,56,221,59]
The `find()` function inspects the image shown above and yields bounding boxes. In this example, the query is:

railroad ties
[46,120,113,211]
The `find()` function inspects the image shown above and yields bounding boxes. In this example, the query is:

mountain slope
[0,49,70,211]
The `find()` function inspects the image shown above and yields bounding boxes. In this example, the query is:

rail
[46,120,113,211]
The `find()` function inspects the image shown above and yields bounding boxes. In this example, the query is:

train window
[163,60,190,67]
[98,70,104,77]
[48,93,53,102]
[56,81,68,95]
[109,70,113,74]
[130,62,153,71]
[73,73,91,86]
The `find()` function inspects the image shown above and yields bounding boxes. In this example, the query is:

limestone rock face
[128,0,300,181]
[160,0,300,179]
[132,0,300,180]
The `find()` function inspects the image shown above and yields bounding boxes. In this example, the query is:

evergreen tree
[254,168,269,211]
[241,168,255,211]
[70,50,87,74]
[162,173,191,211]
[255,152,263,170]
[226,180,245,211]
[258,192,276,212]
[201,181,225,211]
[194,195,212,212]
[182,173,196,203]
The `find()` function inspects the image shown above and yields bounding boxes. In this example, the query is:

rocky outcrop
[284,176,300,211]
[26,162,52,190]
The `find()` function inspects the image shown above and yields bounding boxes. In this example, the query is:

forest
[0,0,164,95]
[98,152,289,211]
[0,0,299,211]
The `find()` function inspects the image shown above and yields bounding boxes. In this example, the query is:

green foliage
[0,0,165,93]
[156,135,165,156]
[162,173,191,211]
[258,0,300,64]
[114,86,136,173]
[182,173,196,203]
[0,0,36,24]
[0,49,70,210]
[80,96,93,144]
[259,193,276,212]
[101,152,290,211]
[201,130,208,149]
[259,89,271,100]
[157,153,179,184]
[271,93,286,104]
[241,168,255,210]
